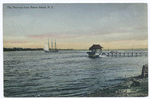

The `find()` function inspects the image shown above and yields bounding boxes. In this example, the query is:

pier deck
[102,52,147,57]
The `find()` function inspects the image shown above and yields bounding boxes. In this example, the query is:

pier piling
[104,51,147,57]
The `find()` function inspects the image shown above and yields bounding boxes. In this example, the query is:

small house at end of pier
[89,44,103,52]
[87,44,103,58]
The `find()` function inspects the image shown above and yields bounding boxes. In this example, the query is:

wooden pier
[102,51,148,57]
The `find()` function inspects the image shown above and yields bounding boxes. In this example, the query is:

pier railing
[102,51,148,57]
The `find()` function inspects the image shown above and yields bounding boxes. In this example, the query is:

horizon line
[3,47,148,50]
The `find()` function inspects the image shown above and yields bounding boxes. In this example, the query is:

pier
[102,51,148,57]
[87,44,147,58]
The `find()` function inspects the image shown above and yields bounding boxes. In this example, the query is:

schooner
[44,39,58,52]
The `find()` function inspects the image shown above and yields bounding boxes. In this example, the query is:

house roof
[89,44,103,50]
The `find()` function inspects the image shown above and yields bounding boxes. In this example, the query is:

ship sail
[44,44,49,51]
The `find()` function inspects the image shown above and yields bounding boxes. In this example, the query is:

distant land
[3,47,148,52]
[3,47,73,52]
[3,47,43,51]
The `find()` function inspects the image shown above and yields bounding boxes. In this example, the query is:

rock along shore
[85,75,148,97]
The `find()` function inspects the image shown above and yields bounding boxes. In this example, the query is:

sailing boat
[44,39,58,52]
[44,44,49,52]
[44,39,50,52]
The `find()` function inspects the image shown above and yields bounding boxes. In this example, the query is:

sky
[3,3,148,49]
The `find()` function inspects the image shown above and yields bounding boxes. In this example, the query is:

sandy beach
[85,75,148,97]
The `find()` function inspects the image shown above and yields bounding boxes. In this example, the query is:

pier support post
[119,53,121,56]
[116,53,117,57]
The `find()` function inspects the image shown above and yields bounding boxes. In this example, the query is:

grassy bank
[85,75,148,97]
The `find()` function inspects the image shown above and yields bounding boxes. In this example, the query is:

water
[4,50,148,97]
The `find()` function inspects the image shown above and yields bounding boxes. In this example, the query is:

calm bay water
[4,50,148,97]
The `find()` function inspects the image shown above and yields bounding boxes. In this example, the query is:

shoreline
[84,75,148,97]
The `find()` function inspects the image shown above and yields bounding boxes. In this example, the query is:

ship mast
[51,39,53,49]
[48,39,49,50]
[55,39,56,49]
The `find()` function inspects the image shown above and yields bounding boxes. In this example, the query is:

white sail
[44,44,49,51]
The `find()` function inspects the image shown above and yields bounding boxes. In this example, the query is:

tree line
[3,47,43,51]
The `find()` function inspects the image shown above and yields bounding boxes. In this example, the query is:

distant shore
[3,47,148,52]
[3,48,74,51]
[84,75,148,97]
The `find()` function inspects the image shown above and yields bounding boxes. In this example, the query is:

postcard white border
[1,0,150,99]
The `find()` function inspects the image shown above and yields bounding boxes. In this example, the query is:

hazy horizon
[3,3,148,49]
[3,47,148,50]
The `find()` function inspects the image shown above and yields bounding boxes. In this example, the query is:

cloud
[26,34,53,39]
[133,26,148,31]
[26,32,80,39]
[26,24,148,42]
[4,40,29,44]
